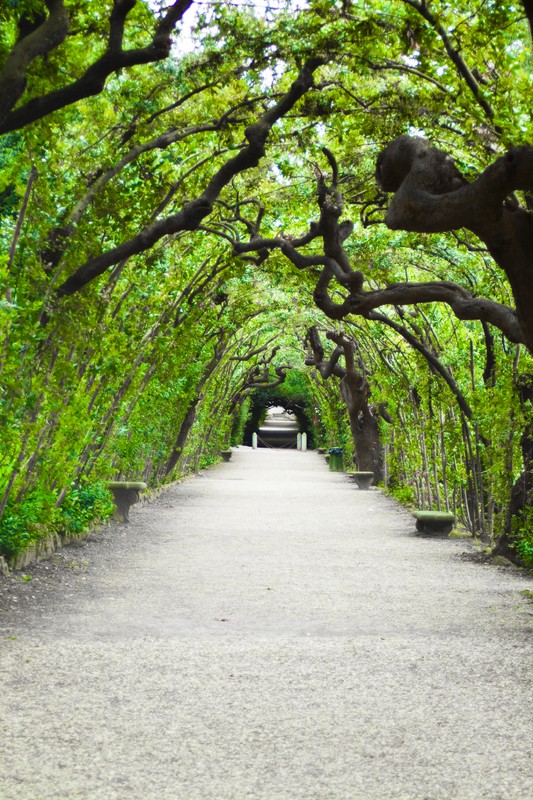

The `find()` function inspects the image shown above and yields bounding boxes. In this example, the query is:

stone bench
[347,471,374,490]
[413,510,455,536]
[107,481,147,523]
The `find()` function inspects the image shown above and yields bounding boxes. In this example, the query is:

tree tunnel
[3,0,533,569]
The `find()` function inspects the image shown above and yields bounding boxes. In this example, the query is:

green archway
[242,375,315,449]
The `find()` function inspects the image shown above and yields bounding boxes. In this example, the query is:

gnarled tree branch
[0,0,69,129]
[0,0,194,134]
[376,134,533,352]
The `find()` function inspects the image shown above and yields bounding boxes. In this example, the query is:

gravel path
[1,448,532,800]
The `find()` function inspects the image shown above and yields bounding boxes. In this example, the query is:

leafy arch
[242,371,315,447]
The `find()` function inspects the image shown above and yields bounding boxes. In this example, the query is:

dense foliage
[1,0,532,566]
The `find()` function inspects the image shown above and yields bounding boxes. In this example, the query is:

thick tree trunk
[306,328,386,484]
[340,376,383,481]
[349,409,383,479]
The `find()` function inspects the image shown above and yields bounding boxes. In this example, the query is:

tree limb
[346,281,524,344]
[305,326,346,379]
[0,0,194,134]
[376,135,533,233]
[366,310,473,420]
[245,365,288,391]
[376,134,533,351]
[401,0,496,125]
[53,58,324,298]
[0,0,70,129]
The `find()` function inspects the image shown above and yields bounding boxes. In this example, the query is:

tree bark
[234,144,525,347]
[306,327,384,481]
[0,0,69,129]
[0,0,194,134]
[376,135,533,353]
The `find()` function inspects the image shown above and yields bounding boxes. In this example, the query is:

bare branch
[369,58,451,94]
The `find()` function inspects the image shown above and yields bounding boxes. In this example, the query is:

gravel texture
[0,448,532,800]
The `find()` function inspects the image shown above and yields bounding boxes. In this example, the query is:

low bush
[0,482,114,560]
[59,482,115,535]
[512,508,533,568]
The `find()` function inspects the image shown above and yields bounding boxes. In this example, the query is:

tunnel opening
[257,406,299,448]
[242,388,315,449]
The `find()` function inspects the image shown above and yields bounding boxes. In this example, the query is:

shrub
[512,507,533,568]
[0,482,114,560]
[0,490,59,559]
[59,482,115,535]
[389,484,416,506]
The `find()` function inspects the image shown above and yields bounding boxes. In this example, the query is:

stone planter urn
[413,510,455,536]
[348,471,374,490]
[221,449,232,462]
[107,481,147,523]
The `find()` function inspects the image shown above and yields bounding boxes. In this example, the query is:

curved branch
[305,326,346,379]
[326,331,355,373]
[348,281,524,344]
[376,135,533,352]
[229,337,278,362]
[369,58,451,94]
[321,146,339,188]
[233,220,321,256]
[402,0,496,125]
[246,365,288,391]
[54,58,324,298]
[377,136,533,233]
[0,0,69,128]
[366,311,473,420]
[44,124,239,273]
[0,0,194,134]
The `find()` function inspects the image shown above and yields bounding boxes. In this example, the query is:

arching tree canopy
[1,0,533,566]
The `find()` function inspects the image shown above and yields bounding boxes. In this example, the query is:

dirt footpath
[1,448,532,800]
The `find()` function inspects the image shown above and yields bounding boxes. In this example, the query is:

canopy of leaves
[1,0,532,564]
